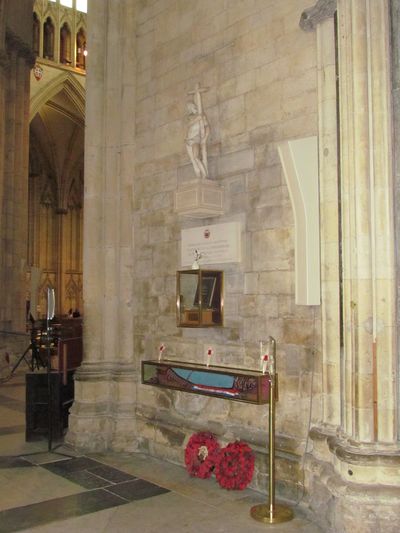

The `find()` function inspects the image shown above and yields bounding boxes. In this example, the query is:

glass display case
[176,269,223,327]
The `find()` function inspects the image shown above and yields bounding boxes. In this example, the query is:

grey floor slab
[0,489,127,533]
[86,464,136,484]
[0,456,32,468]
[105,479,170,501]
[21,451,74,465]
[60,469,114,489]
[42,456,104,474]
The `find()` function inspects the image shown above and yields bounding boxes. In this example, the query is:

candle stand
[250,337,294,524]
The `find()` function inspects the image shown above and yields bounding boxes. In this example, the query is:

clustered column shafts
[0,24,34,331]
[337,0,395,444]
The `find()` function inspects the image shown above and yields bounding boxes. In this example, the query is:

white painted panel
[278,136,321,305]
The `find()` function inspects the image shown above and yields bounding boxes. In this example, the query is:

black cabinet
[25,370,75,441]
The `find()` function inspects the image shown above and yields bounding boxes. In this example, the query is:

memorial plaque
[181,222,241,266]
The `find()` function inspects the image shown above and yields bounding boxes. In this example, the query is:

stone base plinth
[174,179,224,218]
[305,428,400,532]
[65,362,139,452]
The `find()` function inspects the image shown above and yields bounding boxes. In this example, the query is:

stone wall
[131,0,320,497]
[69,2,400,531]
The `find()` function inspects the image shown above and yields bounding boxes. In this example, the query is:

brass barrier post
[250,336,294,524]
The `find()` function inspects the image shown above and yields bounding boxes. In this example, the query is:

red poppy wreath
[184,432,221,479]
[215,440,255,490]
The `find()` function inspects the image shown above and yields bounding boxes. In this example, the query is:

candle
[158,343,165,361]
[262,355,268,374]
[206,347,213,367]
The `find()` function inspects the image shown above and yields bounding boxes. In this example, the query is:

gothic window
[43,17,55,60]
[76,28,86,69]
[33,13,40,57]
[60,22,72,64]
[76,0,87,13]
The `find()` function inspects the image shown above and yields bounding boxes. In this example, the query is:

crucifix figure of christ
[185,82,210,179]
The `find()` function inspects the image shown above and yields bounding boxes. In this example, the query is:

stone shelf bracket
[174,179,224,219]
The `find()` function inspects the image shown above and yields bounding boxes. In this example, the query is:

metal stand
[0,329,44,383]
[46,288,55,452]
[250,337,294,524]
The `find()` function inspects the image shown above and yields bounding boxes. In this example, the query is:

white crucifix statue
[185,82,210,179]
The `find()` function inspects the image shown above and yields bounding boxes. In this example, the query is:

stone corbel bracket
[174,179,224,219]
[299,0,337,32]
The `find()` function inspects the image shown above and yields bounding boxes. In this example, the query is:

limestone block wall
[131,0,320,496]
[70,2,400,530]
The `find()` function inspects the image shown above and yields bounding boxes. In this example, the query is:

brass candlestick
[250,336,294,524]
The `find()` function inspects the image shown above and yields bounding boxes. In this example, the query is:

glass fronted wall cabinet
[177,269,223,327]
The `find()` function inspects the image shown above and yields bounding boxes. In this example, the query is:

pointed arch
[33,12,40,57]
[76,27,87,69]
[43,16,55,59]
[30,72,85,121]
[60,22,72,64]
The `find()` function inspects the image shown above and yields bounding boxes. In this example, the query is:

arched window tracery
[43,17,55,60]
[33,12,40,57]
[60,22,72,64]
[76,27,86,70]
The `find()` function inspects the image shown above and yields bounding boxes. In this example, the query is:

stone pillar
[338,0,395,445]
[0,23,34,333]
[391,0,400,437]
[316,14,341,431]
[301,1,400,531]
[67,0,137,452]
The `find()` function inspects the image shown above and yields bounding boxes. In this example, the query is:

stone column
[302,1,399,531]
[338,0,395,445]
[391,0,400,437]
[0,28,34,332]
[0,8,7,315]
[316,14,341,431]
[67,0,137,452]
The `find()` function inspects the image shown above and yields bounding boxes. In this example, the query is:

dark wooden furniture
[25,318,83,442]
[25,369,75,441]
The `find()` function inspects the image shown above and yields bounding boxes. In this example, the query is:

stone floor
[0,371,324,532]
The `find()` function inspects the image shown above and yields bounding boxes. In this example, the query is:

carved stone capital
[299,0,337,32]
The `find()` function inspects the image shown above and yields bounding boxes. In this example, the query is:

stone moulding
[73,361,138,382]
[299,0,337,32]
[305,453,400,503]
[310,426,400,467]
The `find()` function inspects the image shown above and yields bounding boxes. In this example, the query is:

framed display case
[142,359,275,404]
[177,269,223,327]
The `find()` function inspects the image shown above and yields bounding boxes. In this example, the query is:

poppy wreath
[215,440,255,490]
[184,431,221,479]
